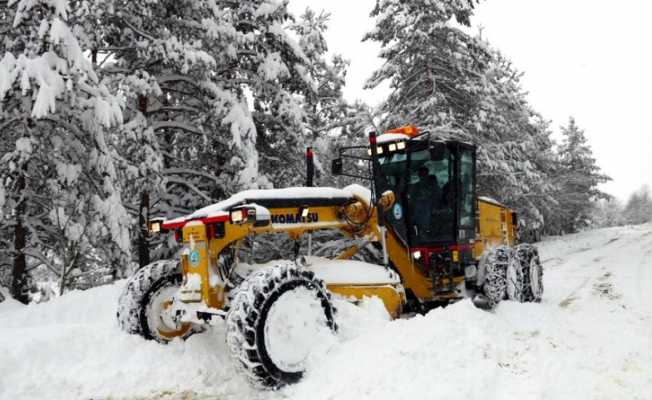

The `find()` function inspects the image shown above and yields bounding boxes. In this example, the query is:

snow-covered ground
[1,224,651,400]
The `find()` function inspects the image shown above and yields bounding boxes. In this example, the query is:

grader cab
[117,125,543,388]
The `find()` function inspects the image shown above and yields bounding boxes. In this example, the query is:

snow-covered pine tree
[623,185,652,225]
[94,1,345,264]
[592,197,624,228]
[233,6,356,263]
[245,4,348,189]
[294,9,348,136]
[0,0,128,300]
[287,8,349,185]
[554,117,610,232]
[364,0,559,231]
[198,0,333,192]
[93,0,220,264]
[474,50,558,232]
[364,0,487,130]
[520,115,561,237]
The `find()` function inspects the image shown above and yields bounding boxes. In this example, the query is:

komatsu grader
[117,125,543,388]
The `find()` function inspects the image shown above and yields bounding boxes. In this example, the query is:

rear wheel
[226,263,337,388]
[117,260,193,343]
[506,244,543,302]
[480,246,510,307]
[528,248,544,302]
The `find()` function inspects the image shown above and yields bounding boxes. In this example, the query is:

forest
[1,0,645,305]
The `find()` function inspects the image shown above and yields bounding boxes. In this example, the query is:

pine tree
[554,117,610,232]
[276,8,350,187]
[474,52,558,230]
[592,198,624,228]
[90,1,348,264]
[623,185,652,225]
[93,0,222,264]
[0,0,128,299]
[364,0,486,130]
[236,6,352,262]
[363,0,559,230]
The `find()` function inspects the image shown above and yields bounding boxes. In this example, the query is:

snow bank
[284,224,652,400]
[1,224,651,399]
[0,283,258,400]
[0,286,23,313]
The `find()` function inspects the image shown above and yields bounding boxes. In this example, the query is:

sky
[287,0,652,201]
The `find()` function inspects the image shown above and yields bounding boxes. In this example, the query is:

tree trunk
[138,190,150,268]
[137,94,151,269]
[58,261,67,297]
[11,174,29,304]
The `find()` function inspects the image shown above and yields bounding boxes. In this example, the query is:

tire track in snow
[633,226,652,313]
[558,277,591,308]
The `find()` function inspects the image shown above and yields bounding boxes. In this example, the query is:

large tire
[480,246,510,307]
[226,263,337,388]
[506,244,543,302]
[117,259,193,343]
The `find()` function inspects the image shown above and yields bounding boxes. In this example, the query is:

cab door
[456,145,476,246]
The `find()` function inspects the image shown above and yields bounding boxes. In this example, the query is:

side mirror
[429,146,445,161]
[331,157,343,175]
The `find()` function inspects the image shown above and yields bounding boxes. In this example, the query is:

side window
[406,148,455,244]
[459,151,474,227]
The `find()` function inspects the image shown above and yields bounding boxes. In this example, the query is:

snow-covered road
[1,224,651,400]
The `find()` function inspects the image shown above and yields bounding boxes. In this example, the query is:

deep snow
[1,224,651,400]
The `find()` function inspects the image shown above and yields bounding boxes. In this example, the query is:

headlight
[230,209,244,223]
[147,218,165,234]
[148,221,161,233]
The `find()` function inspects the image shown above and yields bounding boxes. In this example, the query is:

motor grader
[117,125,543,388]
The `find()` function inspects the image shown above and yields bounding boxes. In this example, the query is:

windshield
[378,146,455,246]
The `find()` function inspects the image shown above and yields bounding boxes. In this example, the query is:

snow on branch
[151,121,204,136]
[161,168,221,183]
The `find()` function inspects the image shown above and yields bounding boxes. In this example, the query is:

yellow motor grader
[117,125,543,388]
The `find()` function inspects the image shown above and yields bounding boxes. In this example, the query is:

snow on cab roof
[166,184,371,225]
[477,196,505,207]
[376,133,410,144]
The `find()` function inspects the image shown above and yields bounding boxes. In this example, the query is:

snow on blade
[308,257,400,285]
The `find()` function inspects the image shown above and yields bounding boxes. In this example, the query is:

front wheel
[117,260,193,343]
[225,263,337,388]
